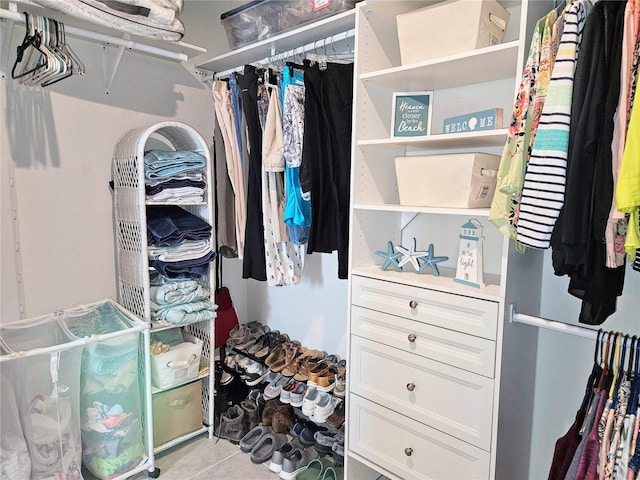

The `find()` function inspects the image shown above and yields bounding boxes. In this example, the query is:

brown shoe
[307,360,331,386]
[261,398,281,427]
[326,403,345,428]
[272,405,295,433]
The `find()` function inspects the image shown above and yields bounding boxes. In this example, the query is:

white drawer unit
[351,305,496,378]
[349,394,491,480]
[351,275,499,341]
[350,335,494,450]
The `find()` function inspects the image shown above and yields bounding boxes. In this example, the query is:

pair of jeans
[146,205,211,247]
[229,73,244,168]
[150,250,216,279]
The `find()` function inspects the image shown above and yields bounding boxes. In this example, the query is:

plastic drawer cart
[111,121,215,452]
[0,299,158,480]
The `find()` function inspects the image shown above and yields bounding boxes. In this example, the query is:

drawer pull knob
[406,382,416,392]
[408,333,417,343]
[409,300,418,309]
[405,447,413,457]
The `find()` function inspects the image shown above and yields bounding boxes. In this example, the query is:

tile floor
[132,433,296,480]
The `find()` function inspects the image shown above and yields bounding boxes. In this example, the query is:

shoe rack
[220,322,347,445]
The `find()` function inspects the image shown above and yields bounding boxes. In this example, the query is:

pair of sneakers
[280,379,307,405]
[302,387,340,424]
[276,443,320,479]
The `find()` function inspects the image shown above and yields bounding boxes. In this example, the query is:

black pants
[236,66,267,281]
[301,63,354,279]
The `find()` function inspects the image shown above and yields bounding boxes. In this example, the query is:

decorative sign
[443,108,503,134]
[453,219,485,288]
[391,91,433,138]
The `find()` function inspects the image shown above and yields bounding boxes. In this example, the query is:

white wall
[1,3,217,320]
[2,3,639,479]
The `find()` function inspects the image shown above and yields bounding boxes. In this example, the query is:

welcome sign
[443,108,503,134]
[391,91,433,138]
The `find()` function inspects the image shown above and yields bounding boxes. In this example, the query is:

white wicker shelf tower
[112,121,215,453]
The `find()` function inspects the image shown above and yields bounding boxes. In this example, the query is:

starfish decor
[395,237,428,271]
[417,243,448,276]
[375,241,404,271]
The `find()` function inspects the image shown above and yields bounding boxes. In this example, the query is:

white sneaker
[311,392,338,423]
[301,386,319,417]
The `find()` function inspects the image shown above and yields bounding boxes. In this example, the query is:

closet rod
[0,6,187,62]
[509,303,599,340]
[212,28,356,79]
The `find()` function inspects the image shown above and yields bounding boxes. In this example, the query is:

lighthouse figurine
[453,219,485,288]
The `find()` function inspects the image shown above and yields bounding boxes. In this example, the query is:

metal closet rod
[509,303,600,340]
[0,6,187,62]
[212,28,356,80]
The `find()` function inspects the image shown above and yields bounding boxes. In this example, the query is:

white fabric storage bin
[151,331,203,389]
[395,153,500,208]
[397,0,510,65]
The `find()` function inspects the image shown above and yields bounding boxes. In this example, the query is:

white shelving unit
[345,1,551,479]
[111,121,215,456]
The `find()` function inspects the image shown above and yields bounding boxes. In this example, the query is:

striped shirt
[515,0,592,249]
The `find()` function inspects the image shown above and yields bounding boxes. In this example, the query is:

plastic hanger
[626,335,636,380]
[11,13,47,81]
[23,15,61,87]
[12,13,85,87]
[596,331,614,392]
[610,335,629,409]
[60,23,85,77]
[40,18,72,87]
[607,333,622,400]
[629,337,640,414]
[578,329,605,433]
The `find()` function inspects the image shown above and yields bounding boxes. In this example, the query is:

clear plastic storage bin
[221,0,358,49]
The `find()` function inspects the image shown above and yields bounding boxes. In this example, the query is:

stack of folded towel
[149,279,216,325]
[146,203,217,326]
[144,150,207,203]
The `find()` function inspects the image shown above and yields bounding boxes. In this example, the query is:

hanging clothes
[617,80,640,263]
[261,79,305,286]
[549,332,640,480]
[606,0,640,269]
[512,0,592,249]
[301,62,354,279]
[550,0,626,326]
[236,66,268,281]
[488,14,545,243]
[212,80,247,260]
[282,65,312,245]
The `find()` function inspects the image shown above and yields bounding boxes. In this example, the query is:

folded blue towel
[144,150,206,180]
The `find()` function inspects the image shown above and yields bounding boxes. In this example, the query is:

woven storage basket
[112,121,212,322]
